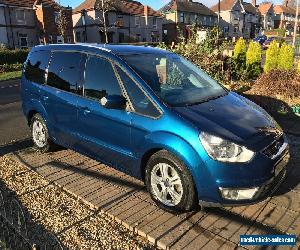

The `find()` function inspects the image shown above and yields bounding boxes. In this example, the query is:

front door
[42,51,85,147]
[77,55,132,171]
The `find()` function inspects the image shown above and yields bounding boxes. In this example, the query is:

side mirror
[100,95,127,110]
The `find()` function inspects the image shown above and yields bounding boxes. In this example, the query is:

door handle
[82,107,91,115]
[42,96,49,101]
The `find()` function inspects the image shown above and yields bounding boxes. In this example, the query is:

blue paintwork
[21,44,288,206]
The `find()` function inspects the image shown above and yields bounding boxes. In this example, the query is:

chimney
[252,0,257,7]
[144,5,149,26]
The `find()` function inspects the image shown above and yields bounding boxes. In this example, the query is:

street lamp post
[217,0,221,41]
[293,0,299,47]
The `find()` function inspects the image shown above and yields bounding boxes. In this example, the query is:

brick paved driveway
[2,134,300,249]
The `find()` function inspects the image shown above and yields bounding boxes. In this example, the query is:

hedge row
[0,63,23,73]
[0,49,29,65]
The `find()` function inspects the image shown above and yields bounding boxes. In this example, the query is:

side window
[116,66,161,118]
[24,50,50,84]
[84,55,122,100]
[47,51,83,93]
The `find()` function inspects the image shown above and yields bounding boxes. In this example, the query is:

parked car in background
[253,35,267,45]
[21,44,289,212]
[263,37,276,49]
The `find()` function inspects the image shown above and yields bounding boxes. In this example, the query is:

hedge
[0,49,29,65]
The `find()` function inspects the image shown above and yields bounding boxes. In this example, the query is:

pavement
[1,134,299,249]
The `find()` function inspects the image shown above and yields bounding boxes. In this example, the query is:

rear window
[24,50,50,84]
[47,51,84,93]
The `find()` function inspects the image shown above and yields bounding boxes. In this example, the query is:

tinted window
[24,50,50,84]
[47,51,83,93]
[116,66,161,118]
[84,56,121,100]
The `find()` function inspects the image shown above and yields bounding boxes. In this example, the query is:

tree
[95,0,118,43]
[278,43,294,71]
[233,38,247,79]
[246,41,262,79]
[264,40,280,73]
[56,8,69,42]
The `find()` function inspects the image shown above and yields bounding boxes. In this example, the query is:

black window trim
[113,63,163,120]
[45,49,86,96]
[81,53,129,107]
[24,49,51,85]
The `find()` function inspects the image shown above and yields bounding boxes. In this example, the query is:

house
[274,4,299,34]
[211,0,260,39]
[72,0,163,44]
[0,0,74,49]
[243,1,261,38]
[258,2,275,31]
[160,0,218,44]
[35,0,74,45]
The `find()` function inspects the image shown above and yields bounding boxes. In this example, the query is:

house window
[135,34,141,42]
[223,26,229,33]
[18,33,28,48]
[117,15,124,27]
[151,32,159,42]
[76,31,81,42]
[152,17,157,28]
[39,36,44,45]
[54,12,60,24]
[57,35,64,43]
[16,9,25,24]
[180,12,185,23]
[185,13,190,24]
[233,26,238,33]
[82,31,87,42]
[203,16,207,26]
[135,16,140,27]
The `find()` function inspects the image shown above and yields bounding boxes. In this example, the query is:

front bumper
[198,139,290,207]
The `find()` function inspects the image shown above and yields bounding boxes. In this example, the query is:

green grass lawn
[0,71,22,81]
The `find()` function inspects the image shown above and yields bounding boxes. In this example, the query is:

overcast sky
[60,0,283,10]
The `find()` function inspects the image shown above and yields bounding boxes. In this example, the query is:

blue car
[21,44,289,212]
[253,35,267,45]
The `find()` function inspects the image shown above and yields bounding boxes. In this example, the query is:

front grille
[257,169,286,198]
[263,136,284,159]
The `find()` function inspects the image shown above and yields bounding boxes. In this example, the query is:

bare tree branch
[94,0,118,43]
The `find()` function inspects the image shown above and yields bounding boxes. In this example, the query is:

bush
[246,70,300,113]
[163,27,232,84]
[297,60,300,74]
[0,63,23,73]
[246,41,262,79]
[264,40,280,73]
[277,43,294,71]
[0,49,29,65]
[233,38,247,80]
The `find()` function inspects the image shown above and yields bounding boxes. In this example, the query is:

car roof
[32,44,170,56]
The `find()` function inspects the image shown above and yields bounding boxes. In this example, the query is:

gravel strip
[0,156,155,250]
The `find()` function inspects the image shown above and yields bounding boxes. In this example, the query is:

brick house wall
[0,0,74,49]
[36,4,74,44]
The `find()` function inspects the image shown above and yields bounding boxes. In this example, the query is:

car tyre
[145,150,197,212]
[30,114,56,153]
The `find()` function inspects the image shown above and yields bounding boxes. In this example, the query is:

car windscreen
[121,53,227,107]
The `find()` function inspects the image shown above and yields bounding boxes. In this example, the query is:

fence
[0,187,63,250]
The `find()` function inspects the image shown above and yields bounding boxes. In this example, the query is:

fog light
[219,187,259,200]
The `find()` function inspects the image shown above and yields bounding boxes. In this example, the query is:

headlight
[199,132,254,163]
